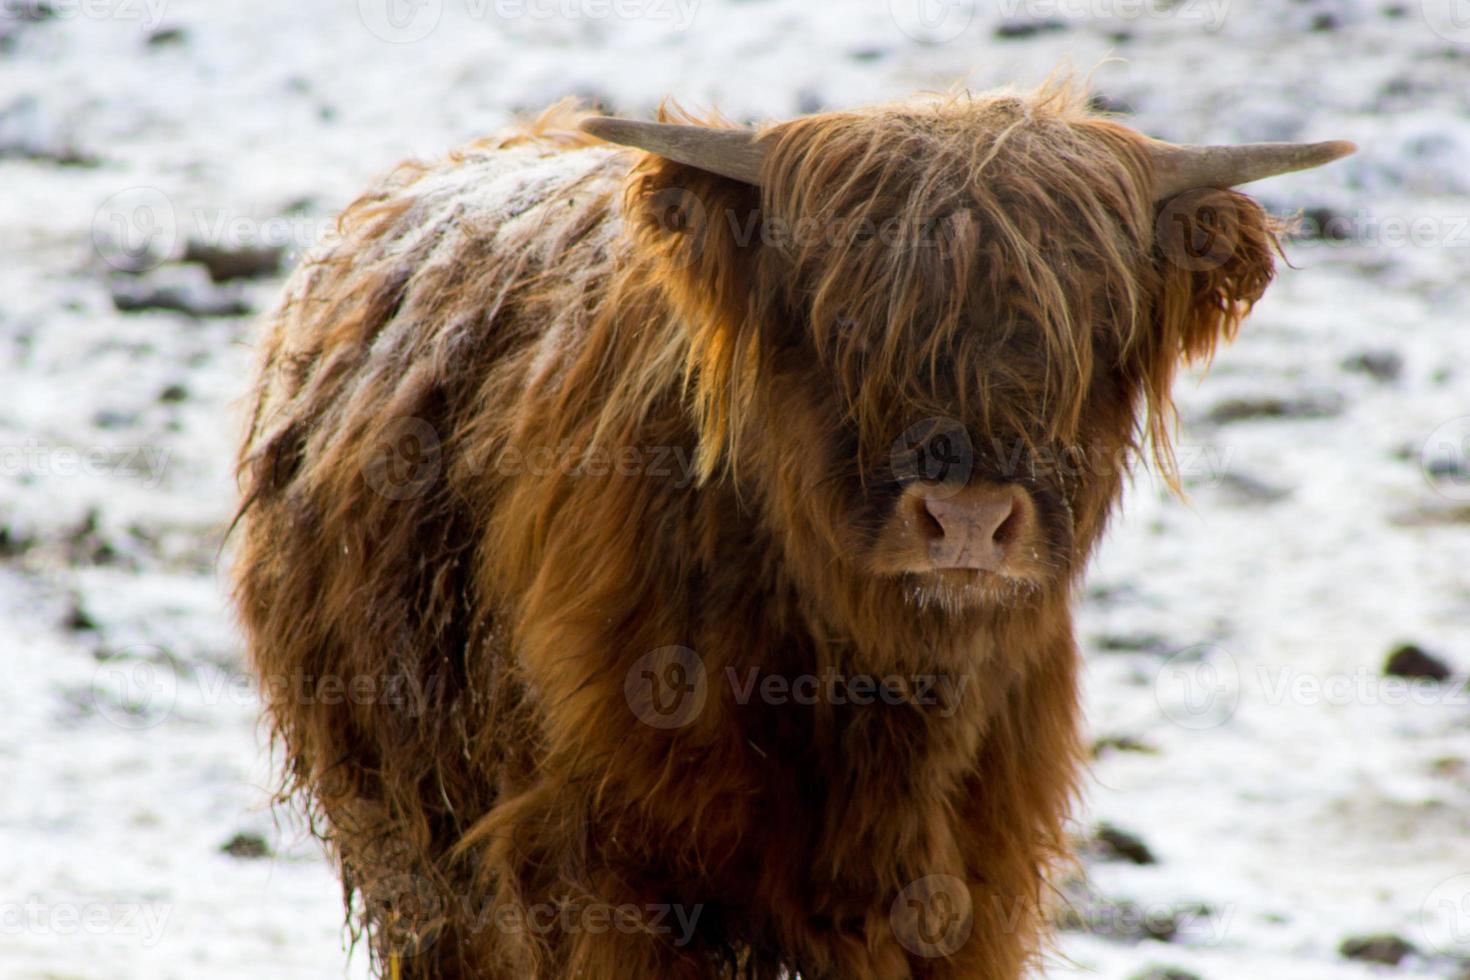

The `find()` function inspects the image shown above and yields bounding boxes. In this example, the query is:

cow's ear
[1139,188,1283,479]
[1153,187,1280,362]
[626,155,767,482]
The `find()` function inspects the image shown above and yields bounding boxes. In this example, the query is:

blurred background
[3,0,1469,977]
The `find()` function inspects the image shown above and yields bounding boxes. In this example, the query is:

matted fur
[233,82,1279,979]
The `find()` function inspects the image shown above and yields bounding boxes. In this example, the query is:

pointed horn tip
[1314,139,1358,163]
[579,116,625,140]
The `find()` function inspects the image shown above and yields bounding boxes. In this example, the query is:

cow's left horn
[580,117,767,185]
[1150,139,1356,201]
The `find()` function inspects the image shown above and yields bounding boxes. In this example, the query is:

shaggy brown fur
[233,82,1279,979]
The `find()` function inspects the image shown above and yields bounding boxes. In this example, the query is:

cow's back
[232,106,629,973]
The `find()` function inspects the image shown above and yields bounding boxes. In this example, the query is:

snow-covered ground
[2,1,1467,977]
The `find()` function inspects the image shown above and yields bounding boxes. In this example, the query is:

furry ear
[625,151,768,483]
[1141,188,1283,481]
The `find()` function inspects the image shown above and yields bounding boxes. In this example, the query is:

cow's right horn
[580,117,768,186]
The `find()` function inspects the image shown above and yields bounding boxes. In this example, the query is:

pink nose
[918,483,1030,571]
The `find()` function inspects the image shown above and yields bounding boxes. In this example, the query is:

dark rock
[1211,472,1291,505]
[66,510,123,567]
[93,409,138,430]
[1088,93,1132,115]
[0,95,98,167]
[1092,734,1158,757]
[110,265,252,318]
[1341,349,1402,381]
[796,89,825,115]
[1338,933,1415,965]
[847,46,887,62]
[220,832,272,860]
[63,599,96,632]
[8,0,53,20]
[1311,12,1339,30]
[1384,644,1452,681]
[1206,394,1343,425]
[182,239,285,282]
[146,26,186,46]
[1390,503,1470,528]
[994,18,1067,39]
[1056,895,1184,943]
[158,383,189,404]
[1094,632,1169,654]
[1129,969,1201,980]
[1297,206,1354,241]
[1091,823,1157,865]
[0,525,35,558]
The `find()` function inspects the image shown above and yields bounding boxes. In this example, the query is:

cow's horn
[1150,139,1356,201]
[580,117,767,185]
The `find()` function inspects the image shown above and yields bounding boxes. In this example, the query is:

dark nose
[918,483,1032,571]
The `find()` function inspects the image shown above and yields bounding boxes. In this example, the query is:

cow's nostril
[918,495,947,541]
[991,498,1022,548]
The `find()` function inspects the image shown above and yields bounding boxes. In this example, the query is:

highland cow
[232,83,1351,979]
